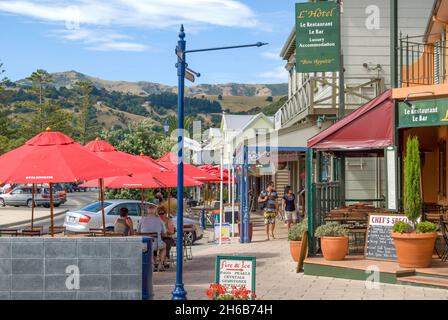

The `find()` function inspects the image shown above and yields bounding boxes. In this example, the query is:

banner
[295,2,341,73]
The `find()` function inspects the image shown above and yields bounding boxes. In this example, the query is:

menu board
[365,213,410,261]
[215,256,256,293]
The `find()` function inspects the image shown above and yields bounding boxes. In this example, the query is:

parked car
[63,199,204,243]
[0,186,64,208]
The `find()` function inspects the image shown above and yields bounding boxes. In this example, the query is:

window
[439,140,447,197]
[109,203,140,216]
[81,201,113,213]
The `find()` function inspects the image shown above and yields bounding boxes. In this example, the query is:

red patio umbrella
[157,152,217,182]
[85,139,165,174]
[0,129,129,235]
[80,170,202,216]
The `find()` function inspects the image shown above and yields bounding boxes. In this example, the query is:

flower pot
[238,223,253,242]
[391,232,437,268]
[320,236,349,261]
[289,240,303,262]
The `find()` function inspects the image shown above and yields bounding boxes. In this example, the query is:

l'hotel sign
[398,98,448,128]
[295,1,341,73]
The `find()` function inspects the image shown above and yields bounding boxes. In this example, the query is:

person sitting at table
[157,206,176,269]
[114,207,134,236]
[138,205,167,271]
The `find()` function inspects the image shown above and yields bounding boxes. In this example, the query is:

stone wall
[0,237,145,300]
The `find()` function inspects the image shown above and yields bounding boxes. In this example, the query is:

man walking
[258,181,278,241]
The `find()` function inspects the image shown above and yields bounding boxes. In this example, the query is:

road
[0,191,98,230]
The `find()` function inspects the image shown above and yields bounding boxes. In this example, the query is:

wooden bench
[0,229,18,237]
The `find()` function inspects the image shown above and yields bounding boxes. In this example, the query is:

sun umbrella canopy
[0,130,129,184]
[198,165,234,184]
[85,139,164,174]
[157,152,217,182]
[80,170,201,189]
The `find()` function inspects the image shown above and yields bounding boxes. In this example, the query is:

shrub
[392,221,412,234]
[403,136,422,227]
[314,222,348,238]
[416,221,438,234]
[288,221,307,241]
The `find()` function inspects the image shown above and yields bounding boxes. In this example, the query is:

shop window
[439,139,447,197]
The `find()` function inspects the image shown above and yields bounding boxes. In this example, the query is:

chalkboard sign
[365,213,410,261]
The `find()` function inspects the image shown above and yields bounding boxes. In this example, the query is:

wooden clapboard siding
[345,157,385,202]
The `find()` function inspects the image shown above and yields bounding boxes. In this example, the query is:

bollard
[142,237,154,300]
[201,208,206,230]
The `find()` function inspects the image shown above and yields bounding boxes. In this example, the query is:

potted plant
[315,222,349,261]
[391,136,438,268]
[288,221,308,262]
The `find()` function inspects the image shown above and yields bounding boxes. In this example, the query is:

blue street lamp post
[172,25,267,300]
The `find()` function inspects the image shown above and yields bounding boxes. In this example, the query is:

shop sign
[214,223,231,244]
[295,2,341,73]
[399,98,448,128]
[215,255,256,293]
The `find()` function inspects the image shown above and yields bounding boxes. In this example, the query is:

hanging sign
[295,2,341,73]
[215,255,256,293]
[214,222,231,244]
[399,98,448,128]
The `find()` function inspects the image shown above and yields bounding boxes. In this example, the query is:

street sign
[295,2,341,73]
[215,255,256,293]
[185,70,195,83]
[399,98,448,128]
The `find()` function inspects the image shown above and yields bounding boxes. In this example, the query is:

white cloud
[54,29,148,52]
[260,49,282,61]
[0,0,258,28]
[257,66,287,82]
[0,0,258,51]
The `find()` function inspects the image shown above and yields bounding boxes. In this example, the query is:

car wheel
[54,203,61,207]
[184,231,195,245]
[0,198,5,207]
[26,199,34,208]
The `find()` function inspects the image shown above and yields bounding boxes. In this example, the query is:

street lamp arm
[185,42,268,54]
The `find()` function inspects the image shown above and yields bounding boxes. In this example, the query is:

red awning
[307,90,394,150]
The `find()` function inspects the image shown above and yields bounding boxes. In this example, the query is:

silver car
[0,186,63,208]
[63,199,204,243]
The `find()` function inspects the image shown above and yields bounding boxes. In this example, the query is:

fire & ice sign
[215,256,256,293]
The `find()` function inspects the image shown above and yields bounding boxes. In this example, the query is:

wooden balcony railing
[275,76,385,129]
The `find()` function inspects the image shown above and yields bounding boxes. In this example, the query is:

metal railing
[276,76,384,129]
[399,34,447,87]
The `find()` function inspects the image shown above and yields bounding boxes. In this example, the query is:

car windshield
[81,201,113,213]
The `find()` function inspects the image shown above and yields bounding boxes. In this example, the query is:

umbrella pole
[100,178,106,236]
[49,182,54,237]
[31,184,35,230]
[141,188,144,217]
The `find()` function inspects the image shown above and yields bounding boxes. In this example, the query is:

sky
[0,0,304,86]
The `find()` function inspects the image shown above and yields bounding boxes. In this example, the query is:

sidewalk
[153,213,448,300]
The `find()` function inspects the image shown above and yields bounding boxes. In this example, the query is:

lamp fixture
[403,91,435,111]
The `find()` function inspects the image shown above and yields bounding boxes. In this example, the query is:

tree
[101,120,172,159]
[74,81,99,144]
[25,69,53,132]
[217,94,223,101]
[265,96,273,102]
[403,136,422,227]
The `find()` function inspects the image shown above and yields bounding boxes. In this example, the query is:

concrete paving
[153,213,448,300]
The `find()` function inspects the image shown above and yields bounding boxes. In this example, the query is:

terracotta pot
[320,236,349,261]
[391,232,437,268]
[289,240,303,262]
[238,223,253,242]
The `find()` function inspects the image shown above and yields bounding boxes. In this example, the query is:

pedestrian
[138,205,167,271]
[258,181,278,241]
[282,186,297,230]
[114,207,134,236]
[158,205,176,269]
